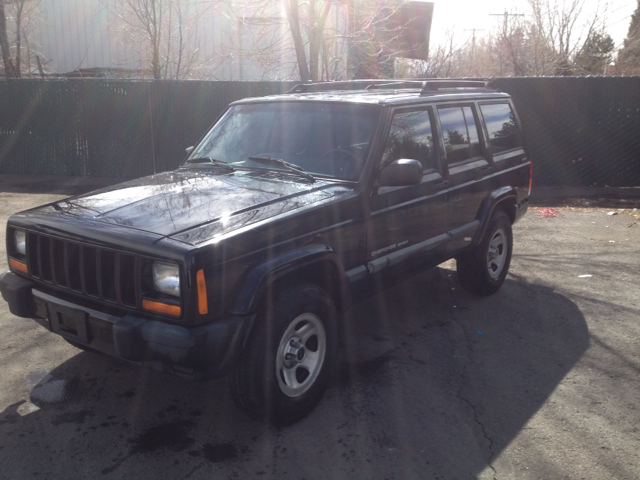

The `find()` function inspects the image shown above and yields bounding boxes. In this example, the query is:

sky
[429,0,636,50]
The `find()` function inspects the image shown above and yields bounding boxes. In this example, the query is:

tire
[230,282,338,425]
[457,209,513,295]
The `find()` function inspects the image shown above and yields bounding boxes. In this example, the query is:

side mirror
[379,159,423,186]
[185,146,195,155]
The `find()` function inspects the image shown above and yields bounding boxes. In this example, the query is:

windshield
[187,102,381,181]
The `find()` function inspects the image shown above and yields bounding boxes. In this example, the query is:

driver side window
[381,109,436,171]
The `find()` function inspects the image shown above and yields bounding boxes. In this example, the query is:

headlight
[153,261,180,297]
[14,229,26,256]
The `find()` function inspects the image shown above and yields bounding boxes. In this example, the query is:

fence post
[147,81,157,174]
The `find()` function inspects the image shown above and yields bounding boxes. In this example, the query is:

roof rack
[286,80,377,94]
[286,79,498,95]
[365,81,426,90]
[420,79,497,94]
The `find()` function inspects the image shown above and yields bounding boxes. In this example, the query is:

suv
[1,80,531,425]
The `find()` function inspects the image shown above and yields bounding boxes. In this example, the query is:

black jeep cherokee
[1,80,531,425]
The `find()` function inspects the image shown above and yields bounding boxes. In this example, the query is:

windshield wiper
[247,156,315,183]
[184,157,235,172]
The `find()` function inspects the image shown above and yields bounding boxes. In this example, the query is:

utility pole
[489,11,525,76]
[464,28,485,76]
[489,11,525,24]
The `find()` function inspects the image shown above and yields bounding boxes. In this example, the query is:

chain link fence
[1,77,639,186]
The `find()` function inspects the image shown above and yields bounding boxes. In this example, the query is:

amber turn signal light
[142,299,181,317]
[196,269,208,315]
[9,258,28,274]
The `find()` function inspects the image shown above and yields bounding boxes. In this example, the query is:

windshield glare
[188,102,380,180]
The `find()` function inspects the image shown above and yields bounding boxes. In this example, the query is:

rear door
[435,103,493,254]
[478,101,530,195]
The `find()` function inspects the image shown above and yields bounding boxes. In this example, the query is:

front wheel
[457,210,513,295]
[230,283,338,425]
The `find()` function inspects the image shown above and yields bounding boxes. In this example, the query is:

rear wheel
[230,282,337,425]
[457,210,513,295]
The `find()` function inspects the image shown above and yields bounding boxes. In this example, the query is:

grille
[26,232,138,307]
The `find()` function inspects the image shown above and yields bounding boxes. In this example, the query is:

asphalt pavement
[0,175,639,479]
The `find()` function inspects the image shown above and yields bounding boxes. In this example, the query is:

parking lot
[0,179,639,479]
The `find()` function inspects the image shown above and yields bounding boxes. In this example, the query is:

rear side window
[381,109,436,171]
[480,103,522,155]
[437,106,483,163]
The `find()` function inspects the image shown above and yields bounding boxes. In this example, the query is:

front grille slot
[52,239,66,286]
[120,254,137,306]
[100,250,117,301]
[26,232,138,308]
[39,236,52,282]
[83,247,98,296]
[67,243,82,290]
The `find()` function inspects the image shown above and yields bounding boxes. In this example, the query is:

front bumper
[0,271,254,380]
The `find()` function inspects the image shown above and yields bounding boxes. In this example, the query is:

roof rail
[365,81,426,90]
[286,80,377,94]
[287,84,310,93]
[286,79,426,94]
[420,79,497,94]
[285,79,498,95]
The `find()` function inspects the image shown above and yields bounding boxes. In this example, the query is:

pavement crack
[457,392,497,478]
[443,269,497,479]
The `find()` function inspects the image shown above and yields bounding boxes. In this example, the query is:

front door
[367,107,450,282]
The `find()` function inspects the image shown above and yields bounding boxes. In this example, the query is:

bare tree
[109,0,167,78]
[0,0,42,77]
[225,0,432,82]
[0,0,17,77]
[417,0,612,78]
[490,12,527,76]
[284,0,333,81]
[226,0,345,81]
[526,0,610,74]
[105,0,214,79]
[398,28,467,78]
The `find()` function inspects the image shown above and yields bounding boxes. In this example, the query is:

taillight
[528,161,533,196]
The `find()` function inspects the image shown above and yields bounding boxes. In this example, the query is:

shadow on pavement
[0,267,588,479]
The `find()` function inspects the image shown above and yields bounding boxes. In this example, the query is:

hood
[37,169,352,243]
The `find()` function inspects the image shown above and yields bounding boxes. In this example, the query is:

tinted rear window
[480,103,522,155]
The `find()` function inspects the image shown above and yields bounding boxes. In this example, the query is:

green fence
[0,80,295,178]
[495,76,640,187]
[1,77,640,186]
